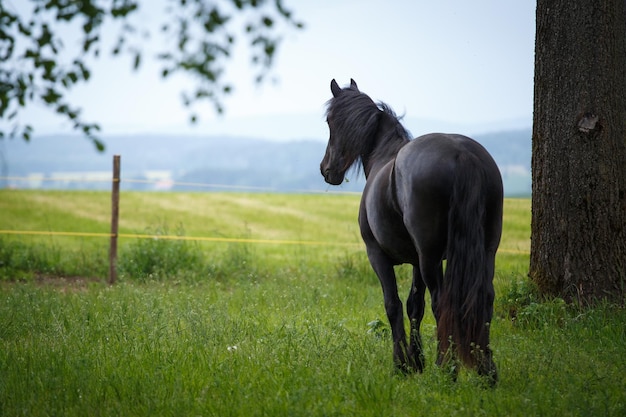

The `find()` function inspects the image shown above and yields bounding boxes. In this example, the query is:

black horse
[320,79,503,383]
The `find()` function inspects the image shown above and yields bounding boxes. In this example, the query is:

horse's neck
[362,117,408,179]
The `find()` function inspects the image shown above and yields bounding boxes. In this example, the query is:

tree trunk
[530,0,626,304]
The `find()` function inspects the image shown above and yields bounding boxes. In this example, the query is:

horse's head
[320,78,370,185]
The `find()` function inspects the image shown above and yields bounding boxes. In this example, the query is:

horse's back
[395,133,502,200]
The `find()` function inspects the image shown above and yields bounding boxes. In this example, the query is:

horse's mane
[325,89,411,172]
[373,102,412,160]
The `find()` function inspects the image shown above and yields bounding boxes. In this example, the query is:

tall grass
[1,190,625,416]
[2,279,625,416]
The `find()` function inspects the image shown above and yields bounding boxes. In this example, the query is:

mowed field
[1,190,625,416]
[0,190,529,272]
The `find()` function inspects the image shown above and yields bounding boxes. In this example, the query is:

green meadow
[1,190,625,416]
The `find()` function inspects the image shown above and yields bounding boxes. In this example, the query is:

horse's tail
[437,152,493,368]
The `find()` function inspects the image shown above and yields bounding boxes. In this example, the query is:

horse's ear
[330,79,342,97]
[350,78,359,92]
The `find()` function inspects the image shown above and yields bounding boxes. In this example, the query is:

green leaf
[23,49,38,59]
[92,135,104,150]
[74,60,91,80]
[41,88,62,104]
[133,52,141,69]
[17,22,32,37]
[41,59,56,74]
[83,36,99,52]
[111,2,139,18]
[37,24,53,48]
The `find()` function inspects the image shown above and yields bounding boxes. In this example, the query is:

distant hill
[1,129,531,196]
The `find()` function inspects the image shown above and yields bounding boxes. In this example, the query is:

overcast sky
[11,0,537,141]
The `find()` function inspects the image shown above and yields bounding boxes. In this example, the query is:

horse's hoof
[394,361,420,376]
[477,361,498,388]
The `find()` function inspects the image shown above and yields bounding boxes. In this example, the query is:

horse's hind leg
[366,248,410,372]
[406,266,426,372]
[476,341,497,387]
[419,253,460,380]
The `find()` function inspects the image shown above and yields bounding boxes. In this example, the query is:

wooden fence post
[109,155,121,285]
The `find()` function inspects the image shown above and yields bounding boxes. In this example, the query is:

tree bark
[530,0,626,304]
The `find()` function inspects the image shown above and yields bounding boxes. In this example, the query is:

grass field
[1,190,625,416]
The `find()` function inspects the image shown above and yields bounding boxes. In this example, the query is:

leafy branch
[0,0,303,150]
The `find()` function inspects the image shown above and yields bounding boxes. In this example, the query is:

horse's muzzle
[321,167,344,186]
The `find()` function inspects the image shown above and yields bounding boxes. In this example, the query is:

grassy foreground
[1,190,625,416]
